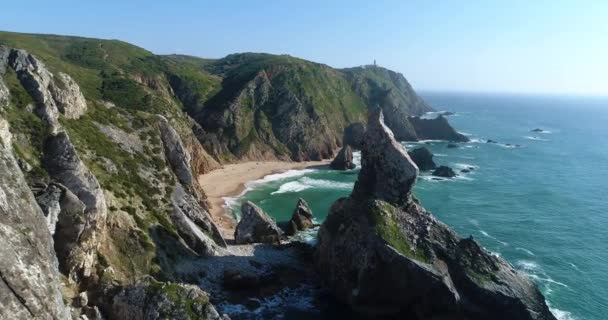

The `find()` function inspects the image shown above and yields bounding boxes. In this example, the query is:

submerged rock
[286,198,315,236]
[407,147,437,171]
[409,115,470,142]
[531,128,544,133]
[330,145,355,170]
[447,143,460,148]
[343,122,366,149]
[432,165,457,178]
[235,201,283,244]
[316,109,556,320]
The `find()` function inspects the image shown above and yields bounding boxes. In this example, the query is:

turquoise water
[229,93,608,320]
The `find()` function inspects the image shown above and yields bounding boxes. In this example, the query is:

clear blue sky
[2,0,607,95]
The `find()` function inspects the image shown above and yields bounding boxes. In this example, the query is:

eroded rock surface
[330,145,355,170]
[343,122,366,149]
[316,109,556,320]
[409,115,470,142]
[110,277,228,320]
[235,201,283,244]
[43,132,107,283]
[0,116,71,320]
[286,198,315,236]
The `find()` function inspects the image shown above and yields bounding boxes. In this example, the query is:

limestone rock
[235,201,282,244]
[343,122,366,149]
[110,277,227,320]
[352,108,418,206]
[50,72,87,119]
[157,116,193,186]
[330,145,355,170]
[0,116,71,320]
[170,184,226,256]
[409,115,470,142]
[316,108,556,320]
[43,132,107,282]
[0,78,8,110]
[432,165,457,178]
[286,198,315,236]
[7,48,62,132]
[34,182,63,235]
[407,147,437,171]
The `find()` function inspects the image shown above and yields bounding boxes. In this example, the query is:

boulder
[49,72,87,119]
[343,122,366,149]
[110,277,228,320]
[409,115,469,142]
[432,165,457,178]
[316,109,556,320]
[407,147,437,171]
[286,198,315,236]
[235,201,282,244]
[447,143,459,148]
[0,116,72,319]
[330,145,355,170]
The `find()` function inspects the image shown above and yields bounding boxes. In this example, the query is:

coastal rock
[343,122,366,149]
[330,145,355,170]
[49,72,87,119]
[170,184,227,256]
[34,182,63,235]
[409,115,470,142]
[158,116,194,186]
[0,76,8,109]
[316,108,556,320]
[110,277,227,320]
[235,201,283,244]
[447,143,459,148]
[531,128,544,133]
[43,132,107,283]
[0,116,72,320]
[407,147,437,171]
[286,198,315,236]
[352,108,418,206]
[432,165,457,178]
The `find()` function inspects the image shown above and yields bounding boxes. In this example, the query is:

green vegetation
[146,279,210,319]
[367,200,430,263]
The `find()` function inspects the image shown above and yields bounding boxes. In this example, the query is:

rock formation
[110,277,228,320]
[316,109,556,320]
[43,132,108,283]
[0,117,71,320]
[407,147,437,171]
[409,115,470,142]
[330,145,355,170]
[286,198,315,236]
[433,165,457,178]
[343,122,366,149]
[235,201,283,244]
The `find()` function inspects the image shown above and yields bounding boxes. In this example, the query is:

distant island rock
[409,115,470,142]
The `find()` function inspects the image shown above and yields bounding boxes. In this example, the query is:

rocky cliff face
[316,109,556,320]
[0,117,71,320]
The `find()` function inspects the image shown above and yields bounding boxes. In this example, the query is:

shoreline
[198,160,330,239]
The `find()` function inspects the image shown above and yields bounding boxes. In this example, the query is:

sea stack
[235,201,283,244]
[315,108,556,320]
[286,198,315,236]
[407,147,437,171]
[330,145,356,170]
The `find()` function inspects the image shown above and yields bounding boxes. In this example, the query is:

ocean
[227,92,608,320]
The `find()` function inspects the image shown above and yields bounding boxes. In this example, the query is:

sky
[1,0,607,96]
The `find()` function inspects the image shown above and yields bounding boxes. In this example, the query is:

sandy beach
[198,160,330,238]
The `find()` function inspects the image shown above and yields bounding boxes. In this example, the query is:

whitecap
[550,306,577,320]
[271,177,353,195]
[524,136,549,141]
[479,230,509,246]
[452,163,479,170]
[353,151,362,169]
[434,153,447,157]
[516,260,541,273]
[515,247,535,256]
